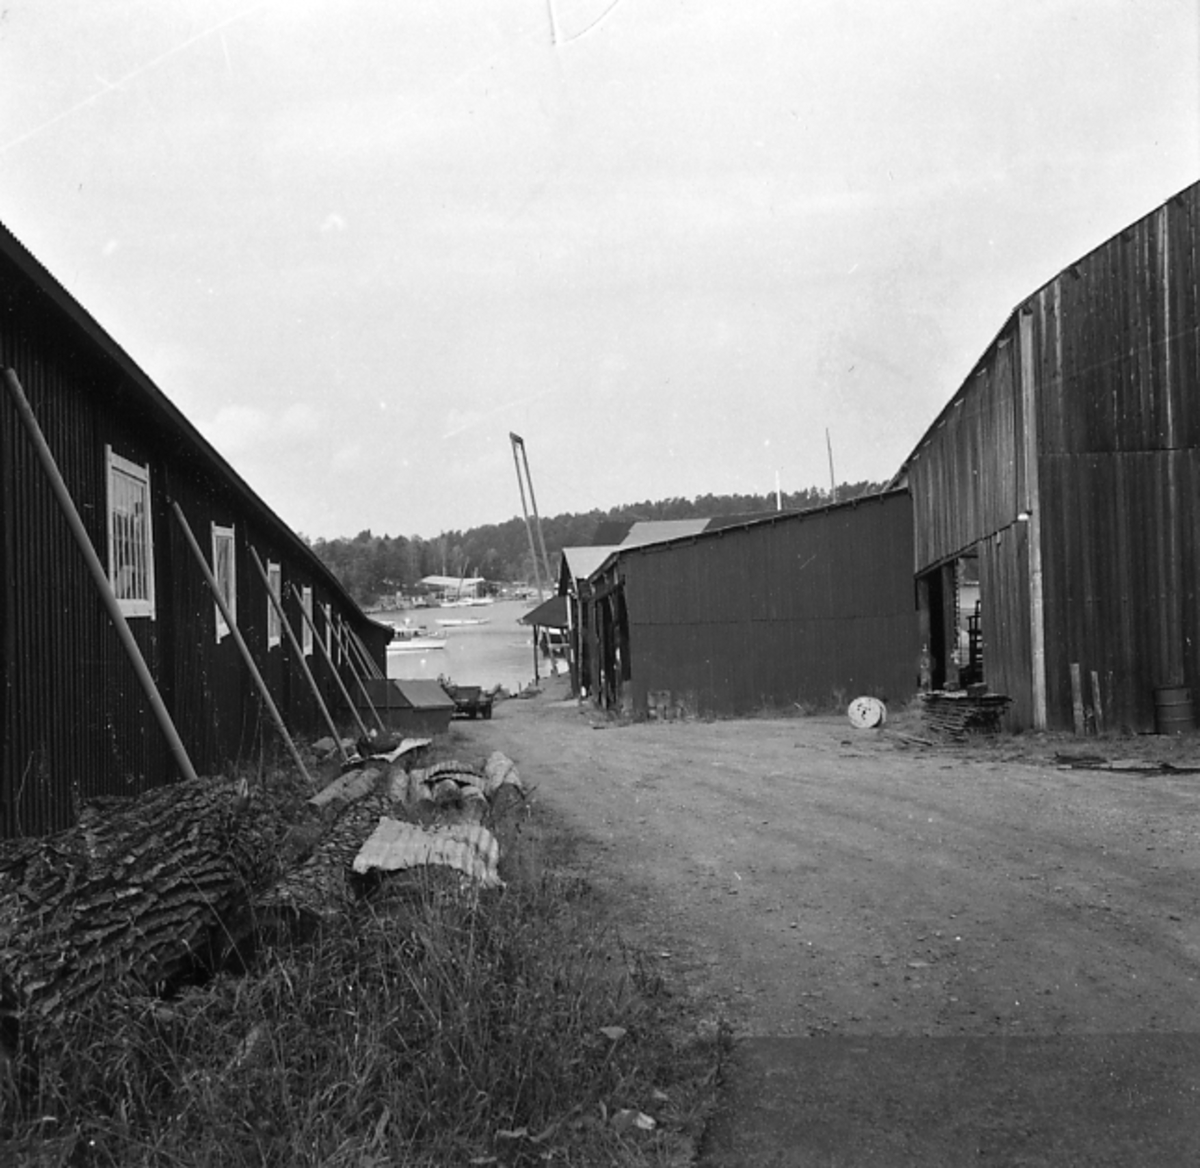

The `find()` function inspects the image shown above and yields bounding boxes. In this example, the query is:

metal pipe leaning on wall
[249,546,350,765]
[2,368,201,785]
[289,583,374,740]
[170,501,312,786]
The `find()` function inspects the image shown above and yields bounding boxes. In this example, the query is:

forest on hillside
[309,481,887,606]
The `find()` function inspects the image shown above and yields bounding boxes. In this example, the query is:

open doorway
[917,551,982,692]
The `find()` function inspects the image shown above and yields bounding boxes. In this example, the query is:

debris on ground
[353,820,503,888]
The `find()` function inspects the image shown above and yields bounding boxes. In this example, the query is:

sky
[2,1,1197,540]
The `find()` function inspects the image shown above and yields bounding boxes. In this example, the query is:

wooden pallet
[920,691,1012,740]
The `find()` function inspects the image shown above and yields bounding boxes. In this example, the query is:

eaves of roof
[888,177,1200,489]
[582,489,909,582]
[0,219,383,631]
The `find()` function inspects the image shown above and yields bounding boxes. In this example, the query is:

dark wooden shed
[895,180,1200,732]
[577,491,918,718]
[0,220,391,838]
[353,678,456,737]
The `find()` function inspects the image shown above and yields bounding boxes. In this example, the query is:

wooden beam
[172,502,311,785]
[2,368,199,784]
[290,583,372,740]
[249,546,349,763]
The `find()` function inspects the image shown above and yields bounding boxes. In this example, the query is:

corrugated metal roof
[562,545,622,582]
[621,519,712,546]
[420,575,486,589]
[391,679,456,710]
[591,520,634,545]
[521,594,569,627]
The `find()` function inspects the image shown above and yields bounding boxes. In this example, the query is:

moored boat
[386,621,448,652]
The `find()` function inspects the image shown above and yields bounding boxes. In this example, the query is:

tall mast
[510,432,553,598]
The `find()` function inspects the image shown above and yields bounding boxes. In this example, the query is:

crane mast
[510,432,554,599]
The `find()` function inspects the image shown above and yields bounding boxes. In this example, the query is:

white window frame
[301,586,314,656]
[105,446,156,619]
[211,524,236,642]
[267,560,282,648]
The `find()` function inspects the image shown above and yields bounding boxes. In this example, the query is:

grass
[1,762,726,1167]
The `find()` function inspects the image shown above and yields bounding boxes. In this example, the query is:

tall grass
[2,805,723,1167]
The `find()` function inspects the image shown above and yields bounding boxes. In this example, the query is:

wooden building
[0,221,391,839]
[894,180,1200,732]
[573,492,918,718]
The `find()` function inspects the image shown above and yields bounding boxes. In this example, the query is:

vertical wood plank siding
[1,234,387,838]
[978,522,1032,729]
[909,329,1023,571]
[907,181,1200,731]
[613,492,917,717]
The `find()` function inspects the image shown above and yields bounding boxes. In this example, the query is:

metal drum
[1154,685,1194,735]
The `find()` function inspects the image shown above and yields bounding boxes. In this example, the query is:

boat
[435,616,490,627]
[386,621,448,652]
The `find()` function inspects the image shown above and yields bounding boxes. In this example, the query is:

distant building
[419,575,488,601]
[0,220,391,838]
[893,179,1200,732]
[566,493,918,717]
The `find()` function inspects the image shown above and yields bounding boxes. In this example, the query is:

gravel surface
[459,680,1200,1163]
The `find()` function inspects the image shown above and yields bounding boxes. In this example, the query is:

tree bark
[0,754,526,1057]
[0,776,286,1037]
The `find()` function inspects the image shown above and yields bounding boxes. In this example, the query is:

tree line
[308,481,886,606]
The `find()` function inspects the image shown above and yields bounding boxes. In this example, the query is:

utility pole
[510,432,554,599]
[826,428,838,503]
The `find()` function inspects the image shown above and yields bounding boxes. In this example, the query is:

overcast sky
[2,1,1197,539]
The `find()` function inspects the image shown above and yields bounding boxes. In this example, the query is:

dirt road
[461,679,1200,1163]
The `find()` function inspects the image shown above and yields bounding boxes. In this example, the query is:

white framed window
[211,524,236,642]
[106,447,156,619]
[301,586,314,656]
[267,561,282,648]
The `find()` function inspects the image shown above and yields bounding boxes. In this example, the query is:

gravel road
[462,680,1200,1163]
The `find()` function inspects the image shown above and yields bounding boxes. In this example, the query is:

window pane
[267,562,282,646]
[108,451,155,617]
[212,526,235,640]
[302,586,314,655]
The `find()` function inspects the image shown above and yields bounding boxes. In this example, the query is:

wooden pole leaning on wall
[340,616,381,681]
[2,368,201,785]
[347,621,384,680]
[248,547,350,764]
[170,501,312,786]
[334,617,389,733]
[289,583,373,740]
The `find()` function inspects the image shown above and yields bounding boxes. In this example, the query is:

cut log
[0,776,292,1041]
[0,753,529,1063]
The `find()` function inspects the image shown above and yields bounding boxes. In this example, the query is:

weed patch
[2,795,724,1166]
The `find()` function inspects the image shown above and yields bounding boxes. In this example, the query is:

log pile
[0,776,291,1038]
[0,749,527,1064]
